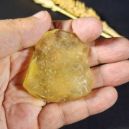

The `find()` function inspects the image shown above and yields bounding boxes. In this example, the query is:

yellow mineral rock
[24,29,93,102]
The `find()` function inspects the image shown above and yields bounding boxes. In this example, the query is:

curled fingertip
[104,87,118,106]
[72,17,102,43]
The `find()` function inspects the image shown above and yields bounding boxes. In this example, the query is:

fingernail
[33,11,52,28]
[33,11,49,19]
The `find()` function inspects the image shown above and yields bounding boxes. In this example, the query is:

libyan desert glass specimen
[23,29,93,102]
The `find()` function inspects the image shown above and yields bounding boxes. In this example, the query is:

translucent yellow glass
[23,29,93,102]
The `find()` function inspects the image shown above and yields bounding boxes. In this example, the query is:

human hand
[0,11,129,129]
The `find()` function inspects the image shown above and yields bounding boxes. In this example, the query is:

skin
[0,11,129,129]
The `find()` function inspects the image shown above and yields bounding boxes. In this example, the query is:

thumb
[0,11,52,59]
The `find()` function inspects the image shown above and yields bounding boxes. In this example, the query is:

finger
[38,87,117,129]
[54,17,102,43]
[92,60,129,88]
[72,17,102,43]
[89,38,129,66]
[0,11,52,59]
[53,20,72,32]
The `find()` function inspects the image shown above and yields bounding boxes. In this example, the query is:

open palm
[1,11,129,129]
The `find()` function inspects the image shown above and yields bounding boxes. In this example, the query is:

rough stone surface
[23,29,93,102]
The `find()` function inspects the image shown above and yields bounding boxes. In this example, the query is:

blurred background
[0,0,129,129]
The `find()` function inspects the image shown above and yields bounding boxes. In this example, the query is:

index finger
[54,17,102,43]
